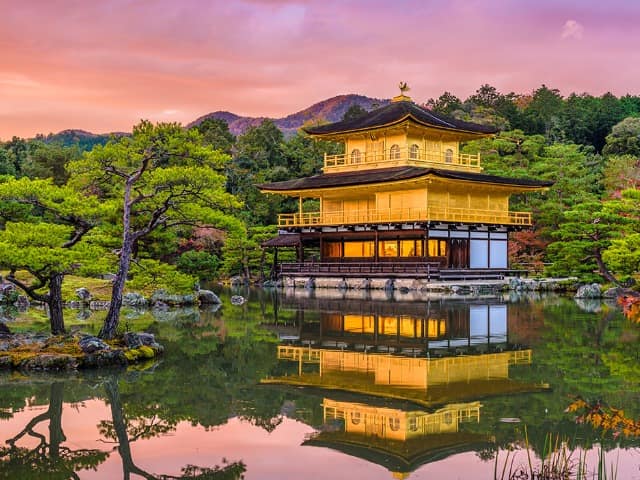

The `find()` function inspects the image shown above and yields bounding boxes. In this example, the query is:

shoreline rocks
[0,331,164,372]
[274,275,580,294]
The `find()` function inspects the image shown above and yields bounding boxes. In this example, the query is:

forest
[0,83,639,320]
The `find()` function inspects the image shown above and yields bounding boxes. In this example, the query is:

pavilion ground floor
[263,223,519,281]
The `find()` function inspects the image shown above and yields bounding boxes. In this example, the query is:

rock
[262,280,277,288]
[384,279,395,291]
[0,355,11,369]
[151,289,196,306]
[67,301,83,309]
[231,295,246,306]
[19,354,78,371]
[13,295,29,310]
[230,276,247,287]
[122,292,148,307]
[76,310,92,321]
[575,283,602,299]
[0,322,10,335]
[79,335,110,354]
[603,287,624,298]
[81,349,127,368]
[75,287,92,302]
[0,284,15,295]
[304,278,316,290]
[122,331,162,350]
[137,332,157,347]
[198,289,221,304]
[123,332,143,348]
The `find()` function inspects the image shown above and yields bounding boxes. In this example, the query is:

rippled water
[1,289,639,479]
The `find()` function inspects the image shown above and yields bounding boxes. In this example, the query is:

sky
[1,0,639,139]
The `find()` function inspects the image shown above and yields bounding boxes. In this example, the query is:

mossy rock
[124,345,156,362]
[138,345,155,359]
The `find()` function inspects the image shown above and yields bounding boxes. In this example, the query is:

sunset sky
[1,0,639,139]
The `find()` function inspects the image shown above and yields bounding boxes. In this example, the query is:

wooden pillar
[272,247,278,279]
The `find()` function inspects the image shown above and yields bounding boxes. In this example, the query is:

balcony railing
[324,146,481,172]
[278,206,532,227]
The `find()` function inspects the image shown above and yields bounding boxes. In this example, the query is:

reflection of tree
[0,382,108,479]
[102,376,246,480]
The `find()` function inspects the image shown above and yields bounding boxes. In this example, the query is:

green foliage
[603,154,640,196]
[22,141,81,185]
[177,250,221,281]
[603,117,640,156]
[546,192,639,281]
[425,91,462,115]
[192,118,236,154]
[0,178,111,283]
[127,258,197,294]
[603,233,640,279]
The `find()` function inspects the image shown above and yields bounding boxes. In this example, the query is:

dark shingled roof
[261,233,301,247]
[304,101,498,136]
[258,166,553,192]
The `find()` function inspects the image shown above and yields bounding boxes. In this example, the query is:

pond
[1,288,639,479]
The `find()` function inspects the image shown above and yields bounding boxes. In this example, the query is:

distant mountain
[43,94,390,147]
[189,94,389,136]
[42,129,127,151]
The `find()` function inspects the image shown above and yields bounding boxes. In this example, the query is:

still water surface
[1,289,640,479]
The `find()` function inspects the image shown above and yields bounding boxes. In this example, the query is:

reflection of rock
[203,303,222,313]
[76,309,92,321]
[574,297,602,313]
[79,335,110,354]
[575,283,602,299]
[123,292,148,307]
[0,322,11,335]
[231,295,246,305]
[151,306,200,323]
[198,289,221,304]
[90,301,111,310]
[75,287,92,302]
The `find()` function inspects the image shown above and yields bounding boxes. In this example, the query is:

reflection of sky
[2,0,640,138]
[3,399,639,479]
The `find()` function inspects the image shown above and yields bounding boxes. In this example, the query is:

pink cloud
[1,0,639,138]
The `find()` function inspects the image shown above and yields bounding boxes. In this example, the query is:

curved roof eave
[303,115,494,138]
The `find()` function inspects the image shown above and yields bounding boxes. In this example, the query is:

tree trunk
[594,248,619,284]
[100,232,134,339]
[48,273,66,335]
[100,181,134,340]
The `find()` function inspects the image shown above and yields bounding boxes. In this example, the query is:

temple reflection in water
[306,398,486,480]
[265,290,527,355]
[262,292,546,478]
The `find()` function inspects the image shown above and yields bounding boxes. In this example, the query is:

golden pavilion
[259,90,551,279]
